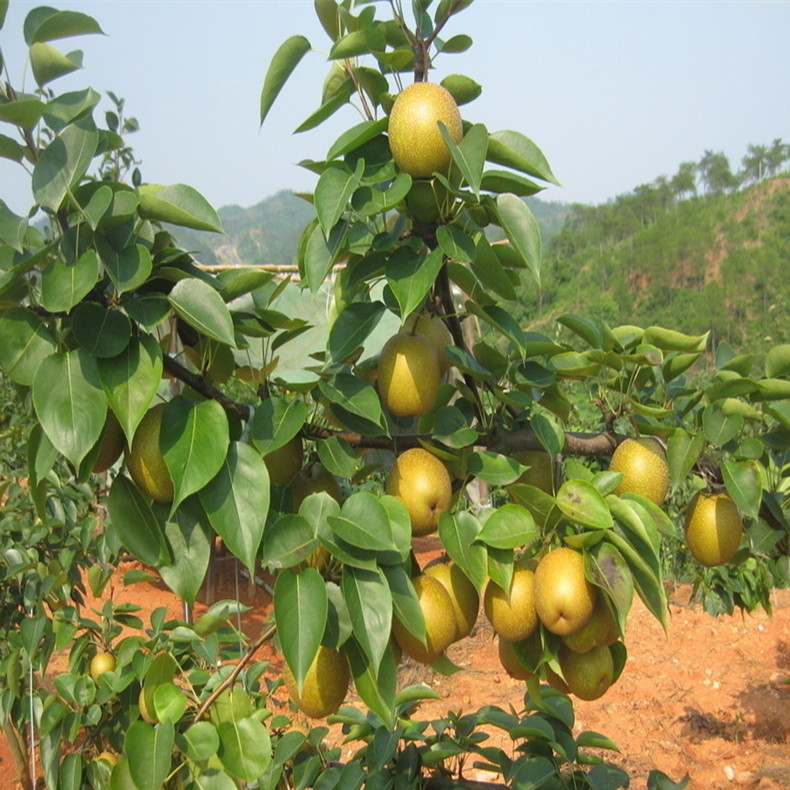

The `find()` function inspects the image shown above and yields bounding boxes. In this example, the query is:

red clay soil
[2,541,789,790]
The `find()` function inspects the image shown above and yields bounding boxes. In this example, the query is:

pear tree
[0,1,788,788]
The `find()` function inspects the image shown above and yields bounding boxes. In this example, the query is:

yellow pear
[684,490,743,567]
[558,644,615,701]
[609,437,670,506]
[90,651,116,683]
[483,562,539,643]
[561,593,619,654]
[92,410,125,474]
[402,313,454,376]
[378,332,440,418]
[534,548,596,637]
[125,403,174,503]
[387,82,463,178]
[391,575,456,664]
[385,448,452,536]
[423,560,479,640]
[264,435,303,486]
[283,646,350,719]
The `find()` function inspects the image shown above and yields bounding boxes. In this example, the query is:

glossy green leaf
[328,492,394,552]
[199,442,269,575]
[260,35,312,125]
[274,567,327,694]
[250,396,306,456]
[721,459,762,520]
[302,218,347,292]
[666,429,704,489]
[351,172,412,215]
[124,720,174,790]
[487,129,560,185]
[765,344,790,378]
[0,306,57,385]
[26,8,103,43]
[492,193,541,282]
[152,682,187,724]
[159,499,212,605]
[466,301,526,354]
[532,412,566,458]
[643,326,708,353]
[294,85,354,133]
[107,474,168,567]
[328,300,385,363]
[385,246,443,320]
[345,636,396,727]
[315,159,364,235]
[96,239,152,295]
[702,404,743,447]
[477,504,538,549]
[587,541,634,634]
[71,302,131,358]
[470,235,517,300]
[556,480,613,529]
[329,26,386,60]
[341,565,392,674]
[40,248,100,312]
[32,117,98,211]
[326,117,388,160]
[29,42,82,87]
[168,278,236,347]
[437,511,487,592]
[217,717,272,782]
[441,121,487,195]
[0,200,27,251]
[137,183,223,232]
[467,450,524,485]
[32,348,106,466]
[317,436,359,478]
[0,97,46,129]
[437,224,475,264]
[381,564,426,646]
[263,513,316,570]
[480,169,543,196]
[318,371,386,430]
[43,86,101,131]
[97,334,162,444]
[181,722,220,763]
[161,397,230,512]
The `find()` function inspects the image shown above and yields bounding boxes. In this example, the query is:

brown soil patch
[2,543,789,790]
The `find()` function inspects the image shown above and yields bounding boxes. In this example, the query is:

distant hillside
[513,176,790,351]
[172,190,569,269]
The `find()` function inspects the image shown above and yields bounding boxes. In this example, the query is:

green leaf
[153,683,187,724]
[765,344,790,378]
[328,492,394,552]
[32,348,106,466]
[643,326,708,353]
[315,159,364,235]
[97,334,162,444]
[260,35,312,125]
[329,26,386,60]
[107,474,168,567]
[480,169,543,197]
[0,97,46,129]
[263,513,317,570]
[351,172,412,215]
[0,306,57,386]
[587,541,634,635]
[385,246,444,320]
[437,511,488,591]
[199,442,270,575]
[161,397,230,512]
[440,72,480,103]
[96,240,152,295]
[0,200,27,251]
[666,429,704,490]
[467,450,524,485]
[381,564,426,646]
[470,235,517,300]
[295,86,354,133]
[477,504,538,549]
[436,225,475,264]
[250,396,306,456]
[326,118,388,160]
[217,718,271,782]
[160,500,212,605]
[466,301,526,354]
[124,720,174,790]
[487,129,560,185]
[71,302,131,358]
[702,404,743,447]
[29,42,82,87]
[556,480,613,529]
[44,87,101,132]
[32,116,98,211]
[27,9,103,43]
[182,722,220,763]
[721,459,761,520]
[137,183,223,233]
[492,193,542,283]
[40,248,100,312]
[318,371,386,431]
[532,412,566,457]
[274,568,328,694]
[341,565,393,675]
[328,301,385,364]
[168,278,236,347]
[449,121,488,196]
[302,218,347,293]
[0,1,8,31]
[344,636,396,727]
[317,436,359,478]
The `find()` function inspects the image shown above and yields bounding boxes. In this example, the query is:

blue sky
[1,0,789,216]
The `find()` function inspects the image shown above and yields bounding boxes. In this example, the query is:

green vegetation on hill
[512,170,790,353]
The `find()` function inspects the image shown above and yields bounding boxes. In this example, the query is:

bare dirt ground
[2,541,789,790]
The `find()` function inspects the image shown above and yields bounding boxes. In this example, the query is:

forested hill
[513,175,790,351]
